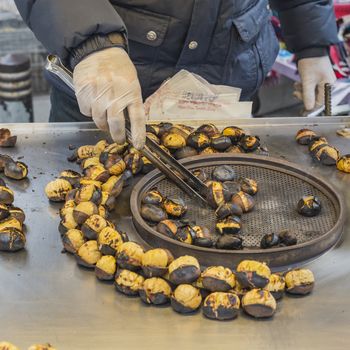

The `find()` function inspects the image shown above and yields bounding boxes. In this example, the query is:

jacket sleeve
[14,0,127,61]
[270,0,339,59]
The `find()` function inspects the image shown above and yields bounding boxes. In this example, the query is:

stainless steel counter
[0,118,350,350]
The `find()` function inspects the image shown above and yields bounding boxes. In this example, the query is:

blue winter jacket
[14,0,338,100]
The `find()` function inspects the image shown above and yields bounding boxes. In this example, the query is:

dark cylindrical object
[0,54,33,122]
[324,83,332,117]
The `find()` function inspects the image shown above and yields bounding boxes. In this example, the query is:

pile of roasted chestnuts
[0,178,26,251]
[0,342,56,350]
[296,128,350,173]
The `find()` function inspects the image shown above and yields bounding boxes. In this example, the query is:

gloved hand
[73,47,146,149]
[295,56,336,111]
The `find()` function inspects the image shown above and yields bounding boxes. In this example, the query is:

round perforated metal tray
[130,154,345,269]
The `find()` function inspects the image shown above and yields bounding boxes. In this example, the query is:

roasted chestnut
[78,178,102,189]
[95,255,117,280]
[201,266,236,292]
[168,255,200,285]
[225,145,244,153]
[94,139,109,155]
[142,189,164,206]
[146,132,160,144]
[216,235,243,250]
[203,292,240,321]
[337,154,350,173]
[266,274,285,300]
[59,207,78,232]
[206,181,232,208]
[169,124,194,140]
[297,195,321,217]
[260,233,280,249]
[76,240,102,268]
[124,152,143,175]
[117,241,144,271]
[199,147,219,155]
[222,126,245,143]
[81,214,107,240]
[210,135,232,151]
[4,160,29,180]
[75,184,102,205]
[295,129,317,145]
[61,228,85,254]
[73,201,98,225]
[242,289,276,318]
[285,269,315,295]
[101,142,128,157]
[278,229,297,246]
[147,122,173,137]
[231,191,255,213]
[141,156,155,174]
[215,202,242,220]
[141,204,168,223]
[191,225,214,247]
[0,203,9,221]
[192,168,208,182]
[77,145,97,160]
[0,227,25,251]
[103,154,126,176]
[60,200,75,219]
[83,164,110,182]
[161,133,186,150]
[59,169,81,187]
[223,181,241,196]
[171,284,202,314]
[0,342,19,350]
[139,277,172,305]
[97,226,124,255]
[216,216,241,235]
[81,157,102,170]
[157,220,192,244]
[312,144,339,165]
[101,175,124,197]
[239,135,260,152]
[163,196,187,218]
[196,123,219,138]
[0,128,17,147]
[141,248,174,277]
[100,191,116,211]
[115,269,145,296]
[236,260,271,289]
[212,165,236,182]
[45,179,72,202]
[239,177,258,196]
[186,132,210,150]
[174,146,198,159]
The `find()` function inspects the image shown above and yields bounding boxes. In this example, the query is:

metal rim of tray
[130,154,346,269]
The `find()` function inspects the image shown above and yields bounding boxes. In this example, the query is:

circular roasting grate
[130,154,345,270]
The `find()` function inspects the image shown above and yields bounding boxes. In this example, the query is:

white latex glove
[295,56,336,111]
[73,47,146,149]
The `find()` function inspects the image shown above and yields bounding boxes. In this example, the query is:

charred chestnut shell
[192,225,214,248]
[236,260,271,289]
[215,202,243,220]
[278,229,297,246]
[163,196,187,218]
[141,248,174,277]
[139,277,172,305]
[231,191,255,213]
[212,165,236,182]
[115,269,145,296]
[206,181,232,208]
[222,126,245,143]
[186,132,210,150]
[117,241,144,271]
[216,216,241,235]
[297,195,321,217]
[295,129,317,145]
[171,284,202,313]
[196,124,219,138]
[141,204,168,223]
[210,135,232,151]
[239,177,258,196]
[95,255,117,281]
[203,292,240,320]
[0,227,25,251]
[168,255,201,285]
[285,269,315,295]
[337,154,350,173]
[239,135,260,152]
[242,289,276,318]
[201,266,236,292]
[216,235,243,250]
[260,233,280,249]
[76,240,102,268]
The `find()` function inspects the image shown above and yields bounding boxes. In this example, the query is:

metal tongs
[45,55,208,205]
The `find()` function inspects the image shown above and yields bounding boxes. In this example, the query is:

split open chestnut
[236,260,271,289]
[285,269,315,295]
[242,289,276,318]
[171,284,202,314]
[201,266,236,292]
[141,248,174,277]
[168,255,201,285]
[203,292,240,321]
[297,195,321,217]
[139,277,172,305]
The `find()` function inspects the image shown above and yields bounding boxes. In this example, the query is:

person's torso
[110,0,279,99]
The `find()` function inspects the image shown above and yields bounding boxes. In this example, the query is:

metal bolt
[146,31,157,41]
[188,41,198,50]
